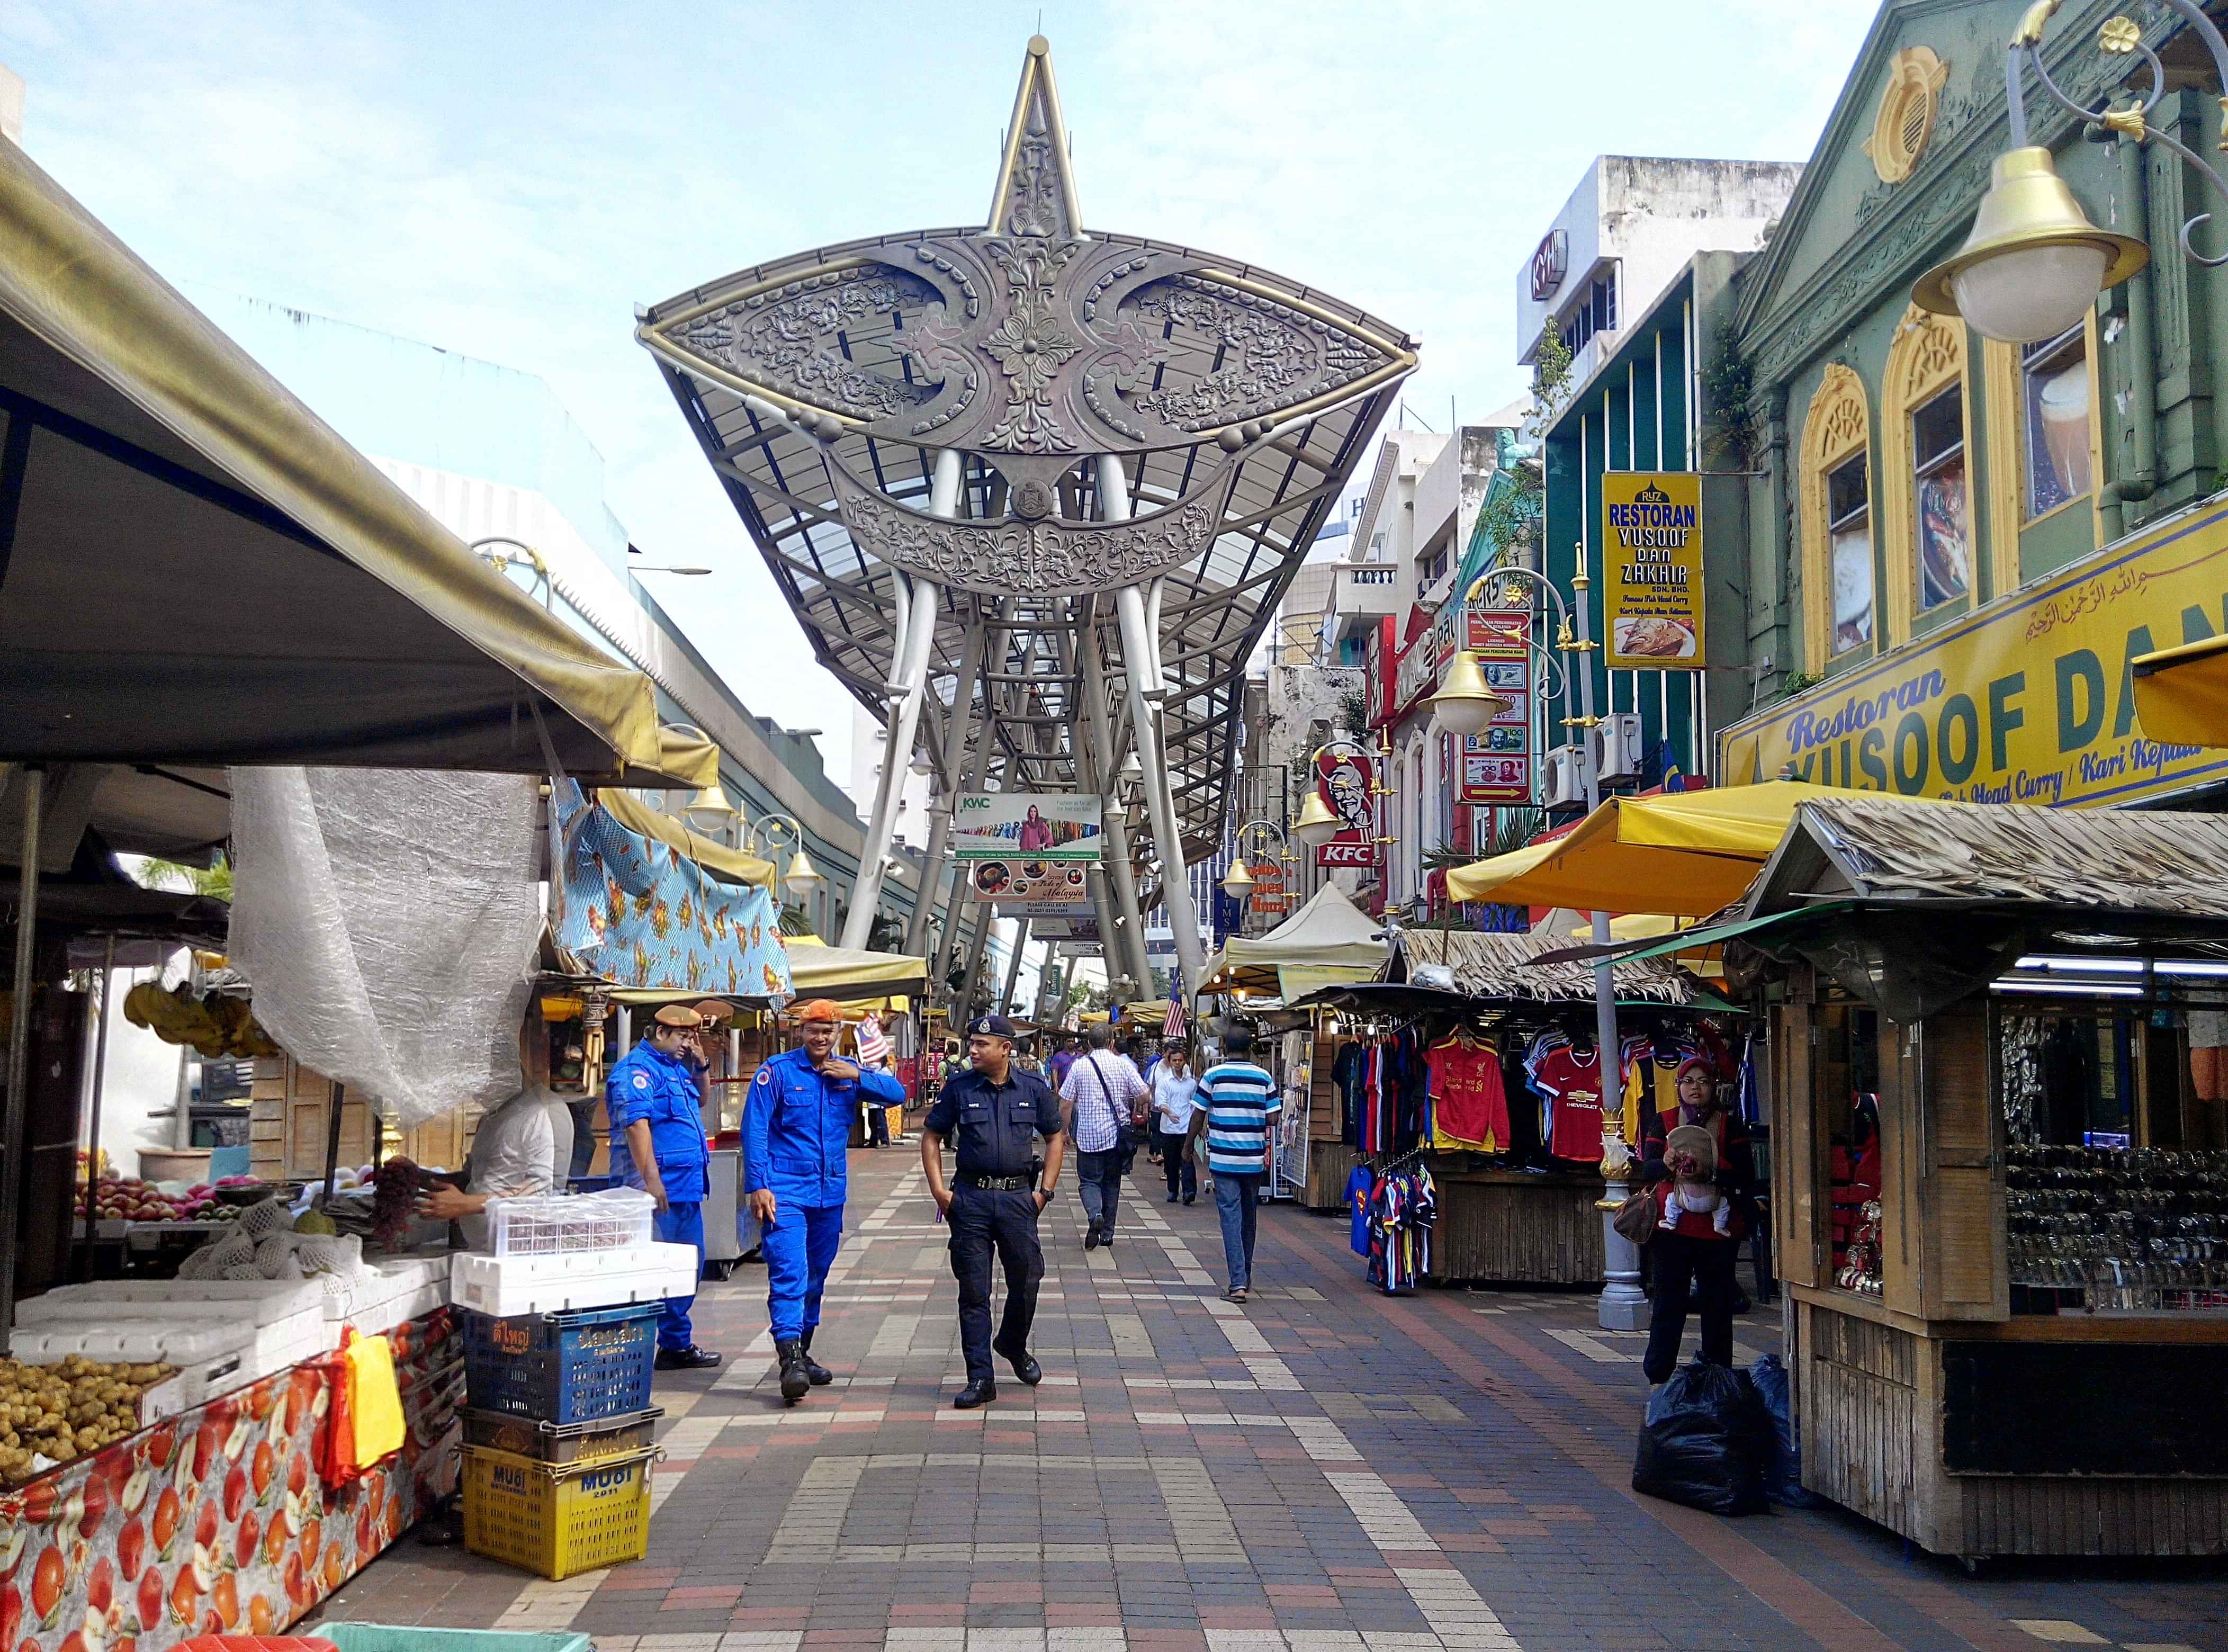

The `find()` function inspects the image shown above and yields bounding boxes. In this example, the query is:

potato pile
[0,1354,173,1484]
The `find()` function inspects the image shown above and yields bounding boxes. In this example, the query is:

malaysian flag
[855,1014,891,1070]
[1162,985,1188,1041]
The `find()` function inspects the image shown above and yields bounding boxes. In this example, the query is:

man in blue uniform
[747,999,905,1403]
[608,1002,721,1370]
[920,1014,1065,1409]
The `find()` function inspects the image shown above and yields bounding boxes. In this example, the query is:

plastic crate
[488,1187,654,1255]
[461,1443,656,1579]
[463,1405,661,1464]
[449,1241,697,1318]
[462,1303,659,1423]
[319,1628,593,1652]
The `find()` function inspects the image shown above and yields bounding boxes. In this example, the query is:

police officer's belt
[956,1173,1035,1191]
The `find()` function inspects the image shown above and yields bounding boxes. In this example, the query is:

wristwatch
[1035,1184,1057,1200]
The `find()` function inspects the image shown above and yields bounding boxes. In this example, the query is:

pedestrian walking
[1060,1022,1147,1251]
[1049,1034,1081,1091]
[745,999,905,1403]
[856,1010,895,1148]
[1151,1043,1200,1205]
[1193,1022,1280,1303]
[1639,1059,1756,1384]
[608,1003,722,1370]
[920,1014,1066,1408]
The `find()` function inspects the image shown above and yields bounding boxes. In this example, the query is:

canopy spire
[987,35,1082,239]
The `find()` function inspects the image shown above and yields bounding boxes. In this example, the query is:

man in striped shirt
[1191,1023,1280,1303]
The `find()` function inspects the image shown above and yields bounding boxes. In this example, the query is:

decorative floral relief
[669,266,940,418]
[1121,276,1389,432]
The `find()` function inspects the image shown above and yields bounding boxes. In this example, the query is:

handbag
[1612,1186,1659,1246]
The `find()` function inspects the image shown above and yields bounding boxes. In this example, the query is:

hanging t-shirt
[1426,1035,1511,1152]
[1533,1042,1608,1163]
[1344,1163,1375,1256]
[1623,1042,1694,1137]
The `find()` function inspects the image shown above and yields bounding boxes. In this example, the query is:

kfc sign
[1312,749,1379,869]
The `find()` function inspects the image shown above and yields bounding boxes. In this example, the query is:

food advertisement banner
[1313,749,1379,868]
[966,856,1094,915]
[953,794,1102,860]
[1720,498,2228,808]
[1603,472,1705,670]
[1448,610,1534,804]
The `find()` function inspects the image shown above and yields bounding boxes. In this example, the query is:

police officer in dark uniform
[920,1014,1065,1409]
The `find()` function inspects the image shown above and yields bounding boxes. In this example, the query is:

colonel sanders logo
[1322,757,1372,835]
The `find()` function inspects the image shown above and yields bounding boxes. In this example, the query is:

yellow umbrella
[2132,634,2228,747]
[1444,781,1877,917]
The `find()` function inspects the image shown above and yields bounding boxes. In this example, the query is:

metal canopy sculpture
[639,37,1414,991]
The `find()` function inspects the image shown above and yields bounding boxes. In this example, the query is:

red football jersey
[1426,1036,1511,1151]
[1533,1043,1607,1162]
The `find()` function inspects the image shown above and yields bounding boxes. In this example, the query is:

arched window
[1881,303,1974,638]
[1798,363,1876,671]
[1981,311,2105,592]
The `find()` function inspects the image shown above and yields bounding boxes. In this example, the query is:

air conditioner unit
[1592,713,1644,786]
[1542,744,1587,811]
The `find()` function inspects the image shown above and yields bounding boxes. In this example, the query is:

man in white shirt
[1058,1022,1147,1251]
[420,1023,574,1250]
[1150,1043,1200,1205]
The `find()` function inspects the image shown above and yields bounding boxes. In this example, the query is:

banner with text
[1719,498,2228,808]
[1448,608,1534,803]
[1603,472,1705,670]
[953,793,1103,860]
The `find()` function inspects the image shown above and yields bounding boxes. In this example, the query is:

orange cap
[652,1003,703,1028]
[795,999,842,1025]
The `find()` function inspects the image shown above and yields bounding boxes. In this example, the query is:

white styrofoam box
[449,1240,698,1318]
[344,1279,448,1340]
[17,1295,336,1376]
[12,1319,254,1406]
[17,1277,328,1322]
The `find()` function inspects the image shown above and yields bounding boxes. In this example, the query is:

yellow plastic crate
[461,1441,658,1579]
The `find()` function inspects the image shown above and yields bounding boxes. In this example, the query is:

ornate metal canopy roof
[637,37,1414,863]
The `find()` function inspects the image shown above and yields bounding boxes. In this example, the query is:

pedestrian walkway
[318,1151,2228,1651]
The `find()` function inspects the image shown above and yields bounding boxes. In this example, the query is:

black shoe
[953,1378,997,1409]
[655,1345,722,1370]
[994,1343,1042,1386]
[776,1339,810,1403]
[1084,1227,1101,1251]
[1183,1196,1195,1205]
[1167,1193,1179,1203]
[798,1330,834,1386]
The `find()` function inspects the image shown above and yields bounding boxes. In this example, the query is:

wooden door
[1774,985,1823,1290]
[1890,1003,2008,1322]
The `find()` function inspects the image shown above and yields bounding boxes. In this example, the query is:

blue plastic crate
[462,1303,659,1424]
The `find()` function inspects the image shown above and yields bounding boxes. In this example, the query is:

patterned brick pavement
[314,1149,2228,1651]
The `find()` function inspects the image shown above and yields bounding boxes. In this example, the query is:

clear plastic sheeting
[228,766,544,1128]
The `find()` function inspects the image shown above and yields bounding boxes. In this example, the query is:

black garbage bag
[1632,1359,1773,1516]
[1748,1353,1825,1508]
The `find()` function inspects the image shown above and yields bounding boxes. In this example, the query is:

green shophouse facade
[1721,0,2228,811]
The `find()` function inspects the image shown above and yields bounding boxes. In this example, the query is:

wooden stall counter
[1430,1169,1605,1286]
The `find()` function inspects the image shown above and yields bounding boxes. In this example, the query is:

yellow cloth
[342,1333,405,1469]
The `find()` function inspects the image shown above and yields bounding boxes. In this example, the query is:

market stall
[1656,794,2228,1561]
[0,129,694,1648]
[1292,931,1726,1288]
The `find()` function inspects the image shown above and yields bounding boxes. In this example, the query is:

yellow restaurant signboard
[1603,472,1705,670]
[1720,497,2228,807]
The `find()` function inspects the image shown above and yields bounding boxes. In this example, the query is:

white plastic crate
[333,1256,452,1337]
[488,1187,655,1255]
[11,1318,255,1406]
[449,1240,698,1318]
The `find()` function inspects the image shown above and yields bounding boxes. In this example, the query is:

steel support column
[1101,457,1206,993]
[904,605,992,959]
[843,450,959,949]
[1,767,43,1355]
[998,915,1031,1018]
[1077,603,1153,996]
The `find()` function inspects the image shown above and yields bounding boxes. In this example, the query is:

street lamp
[745,811,825,904]
[630,565,713,576]
[1292,736,1377,848]
[1219,820,1293,899]
[1911,4,2185,343]
[472,536,553,612]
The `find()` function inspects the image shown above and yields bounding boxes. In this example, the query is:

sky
[1,0,1880,780]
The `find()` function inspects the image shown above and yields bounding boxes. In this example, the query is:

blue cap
[969,1014,1018,1039]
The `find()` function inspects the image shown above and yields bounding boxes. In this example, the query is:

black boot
[776,1339,810,1404]
[798,1328,834,1386]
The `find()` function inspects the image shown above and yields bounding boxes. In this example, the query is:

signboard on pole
[966,857,1092,915]
[1446,608,1535,803]
[1312,749,1378,868]
[1245,860,1290,915]
[1602,472,1705,670]
[953,793,1103,860]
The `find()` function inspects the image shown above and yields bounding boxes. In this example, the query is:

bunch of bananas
[121,983,281,1058]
